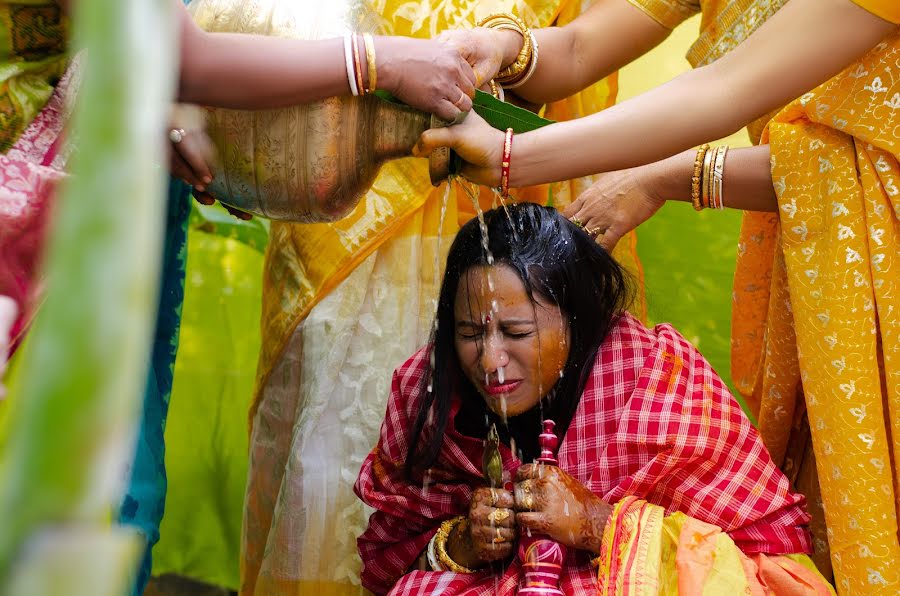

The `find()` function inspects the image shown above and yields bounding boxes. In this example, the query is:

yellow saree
[633,0,900,592]
[762,24,900,593]
[629,0,842,579]
[242,2,643,594]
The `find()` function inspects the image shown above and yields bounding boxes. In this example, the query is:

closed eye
[504,330,534,339]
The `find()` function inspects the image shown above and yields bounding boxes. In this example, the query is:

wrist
[507,130,535,188]
[493,27,524,68]
[446,520,482,569]
[583,499,613,554]
[644,149,696,203]
[373,35,399,93]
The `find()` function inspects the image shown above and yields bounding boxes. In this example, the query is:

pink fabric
[0,60,77,350]
[355,313,812,595]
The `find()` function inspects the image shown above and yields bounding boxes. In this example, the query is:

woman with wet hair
[355,203,831,595]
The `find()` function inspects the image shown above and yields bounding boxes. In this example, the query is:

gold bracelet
[505,30,539,89]
[434,516,478,574]
[351,34,366,97]
[691,144,709,211]
[362,33,377,94]
[701,145,716,210]
[489,79,503,100]
[477,13,532,84]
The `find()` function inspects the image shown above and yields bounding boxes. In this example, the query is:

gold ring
[517,480,535,511]
[492,527,505,544]
[570,217,584,230]
[489,79,504,100]
[489,488,499,507]
[454,90,468,108]
[522,492,534,511]
[488,508,510,524]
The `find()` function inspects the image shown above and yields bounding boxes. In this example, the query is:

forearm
[511,66,747,186]
[176,2,404,109]
[648,145,777,212]
[177,30,350,108]
[508,0,894,186]
[513,0,670,104]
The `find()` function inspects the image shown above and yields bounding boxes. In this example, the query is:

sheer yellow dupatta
[596,497,834,596]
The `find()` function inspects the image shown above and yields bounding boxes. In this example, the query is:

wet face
[454,265,570,418]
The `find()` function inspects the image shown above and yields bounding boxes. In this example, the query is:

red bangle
[500,127,513,201]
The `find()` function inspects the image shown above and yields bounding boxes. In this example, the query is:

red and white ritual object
[517,420,565,596]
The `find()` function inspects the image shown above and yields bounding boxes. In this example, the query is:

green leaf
[471,89,553,132]
[375,89,553,131]
[451,90,553,174]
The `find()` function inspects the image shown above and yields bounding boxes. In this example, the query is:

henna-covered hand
[513,464,612,554]
[447,486,518,568]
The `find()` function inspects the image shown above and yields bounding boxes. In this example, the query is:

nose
[480,335,509,374]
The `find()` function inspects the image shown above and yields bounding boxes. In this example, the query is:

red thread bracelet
[500,127,513,201]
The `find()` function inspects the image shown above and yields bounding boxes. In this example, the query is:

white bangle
[505,31,539,90]
[343,33,359,96]
[426,531,445,571]
[712,144,728,209]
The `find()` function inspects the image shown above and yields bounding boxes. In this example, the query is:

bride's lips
[483,380,523,396]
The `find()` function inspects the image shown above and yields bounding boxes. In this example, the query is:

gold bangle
[505,30,539,89]
[691,144,709,211]
[701,145,715,210]
[477,13,532,83]
[489,79,503,100]
[434,516,478,574]
[362,33,377,94]
[351,34,366,96]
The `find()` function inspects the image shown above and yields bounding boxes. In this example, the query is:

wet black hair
[405,203,633,477]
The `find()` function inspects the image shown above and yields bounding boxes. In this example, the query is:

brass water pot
[187,0,447,221]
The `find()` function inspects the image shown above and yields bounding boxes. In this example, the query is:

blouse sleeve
[850,0,900,24]
[625,0,701,30]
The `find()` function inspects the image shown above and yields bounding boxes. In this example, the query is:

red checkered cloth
[355,313,812,595]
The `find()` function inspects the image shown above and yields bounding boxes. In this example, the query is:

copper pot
[187,0,447,222]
